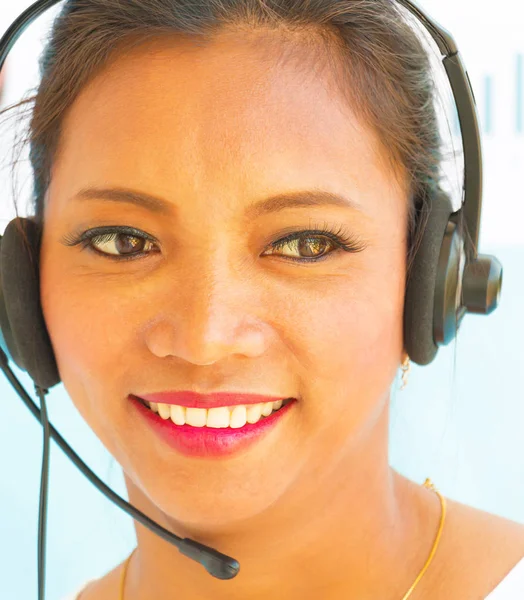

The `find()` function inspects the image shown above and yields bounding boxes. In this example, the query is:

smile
[130,395,296,458]
[137,396,293,428]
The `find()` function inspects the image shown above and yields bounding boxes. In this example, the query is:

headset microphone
[0,343,240,581]
[0,0,503,599]
[0,203,241,599]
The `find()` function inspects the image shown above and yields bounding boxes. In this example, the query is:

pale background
[0,1,522,599]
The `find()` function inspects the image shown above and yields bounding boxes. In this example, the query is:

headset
[0,0,504,599]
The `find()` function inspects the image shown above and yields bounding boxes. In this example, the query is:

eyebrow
[72,186,362,217]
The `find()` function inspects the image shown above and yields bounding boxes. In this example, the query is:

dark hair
[2,0,443,278]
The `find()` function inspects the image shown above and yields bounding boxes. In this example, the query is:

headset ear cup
[404,191,455,366]
[0,217,60,389]
[0,239,25,371]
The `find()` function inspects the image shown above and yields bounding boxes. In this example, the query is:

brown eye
[266,234,335,260]
[61,226,161,261]
[88,232,157,256]
[112,234,149,255]
[262,225,367,264]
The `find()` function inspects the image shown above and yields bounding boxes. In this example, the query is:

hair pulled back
[3,0,444,277]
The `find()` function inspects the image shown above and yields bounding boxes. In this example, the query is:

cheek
[40,263,149,471]
[290,255,405,436]
[39,248,140,418]
[41,283,138,388]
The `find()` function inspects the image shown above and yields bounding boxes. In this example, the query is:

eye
[262,225,366,263]
[88,232,156,257]
[61,226,160,261]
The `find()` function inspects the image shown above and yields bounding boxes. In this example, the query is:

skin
[39,31,524,600]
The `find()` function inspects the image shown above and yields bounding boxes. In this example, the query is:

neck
[123,403,439,600]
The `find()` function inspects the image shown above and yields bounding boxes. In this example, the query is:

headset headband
[0,0,483,263]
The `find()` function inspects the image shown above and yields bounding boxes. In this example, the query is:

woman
[4,0,524,598]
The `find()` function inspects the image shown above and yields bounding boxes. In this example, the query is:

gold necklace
[119,478,445,600]
[401,478,446,599]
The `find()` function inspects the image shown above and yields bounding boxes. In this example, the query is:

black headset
[0,1,504,599]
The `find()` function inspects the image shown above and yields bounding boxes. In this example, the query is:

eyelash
[61,223,367,264]
[265,223,366,263]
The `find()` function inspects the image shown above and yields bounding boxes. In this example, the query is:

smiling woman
[0,1,523,600]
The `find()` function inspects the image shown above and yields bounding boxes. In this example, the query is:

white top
[61,557,524,600]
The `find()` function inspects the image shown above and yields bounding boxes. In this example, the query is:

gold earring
[400,355,411,391]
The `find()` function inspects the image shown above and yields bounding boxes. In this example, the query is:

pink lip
[129,395,296,458]
[136,391,291,409]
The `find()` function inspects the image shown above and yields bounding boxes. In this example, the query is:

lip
[129,395,296,458]
[136,391,291,409]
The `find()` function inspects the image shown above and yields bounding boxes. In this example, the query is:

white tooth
[185,407,207,427]
[170,404,186,425]
[246,403,263,424]
[272,399,283,411]
[158,403,171,419]
[261,401,274,417]
[230,405,247,428]
[206,406,231,428]
[149,402,159,413]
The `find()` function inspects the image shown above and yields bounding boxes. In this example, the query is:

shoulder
[417,495,524,599]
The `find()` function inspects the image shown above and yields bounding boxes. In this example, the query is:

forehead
[52,34,405,217]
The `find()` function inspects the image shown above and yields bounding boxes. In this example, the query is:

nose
[142,257,269,366]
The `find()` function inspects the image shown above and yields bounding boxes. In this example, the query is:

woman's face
[40,32,408,530]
